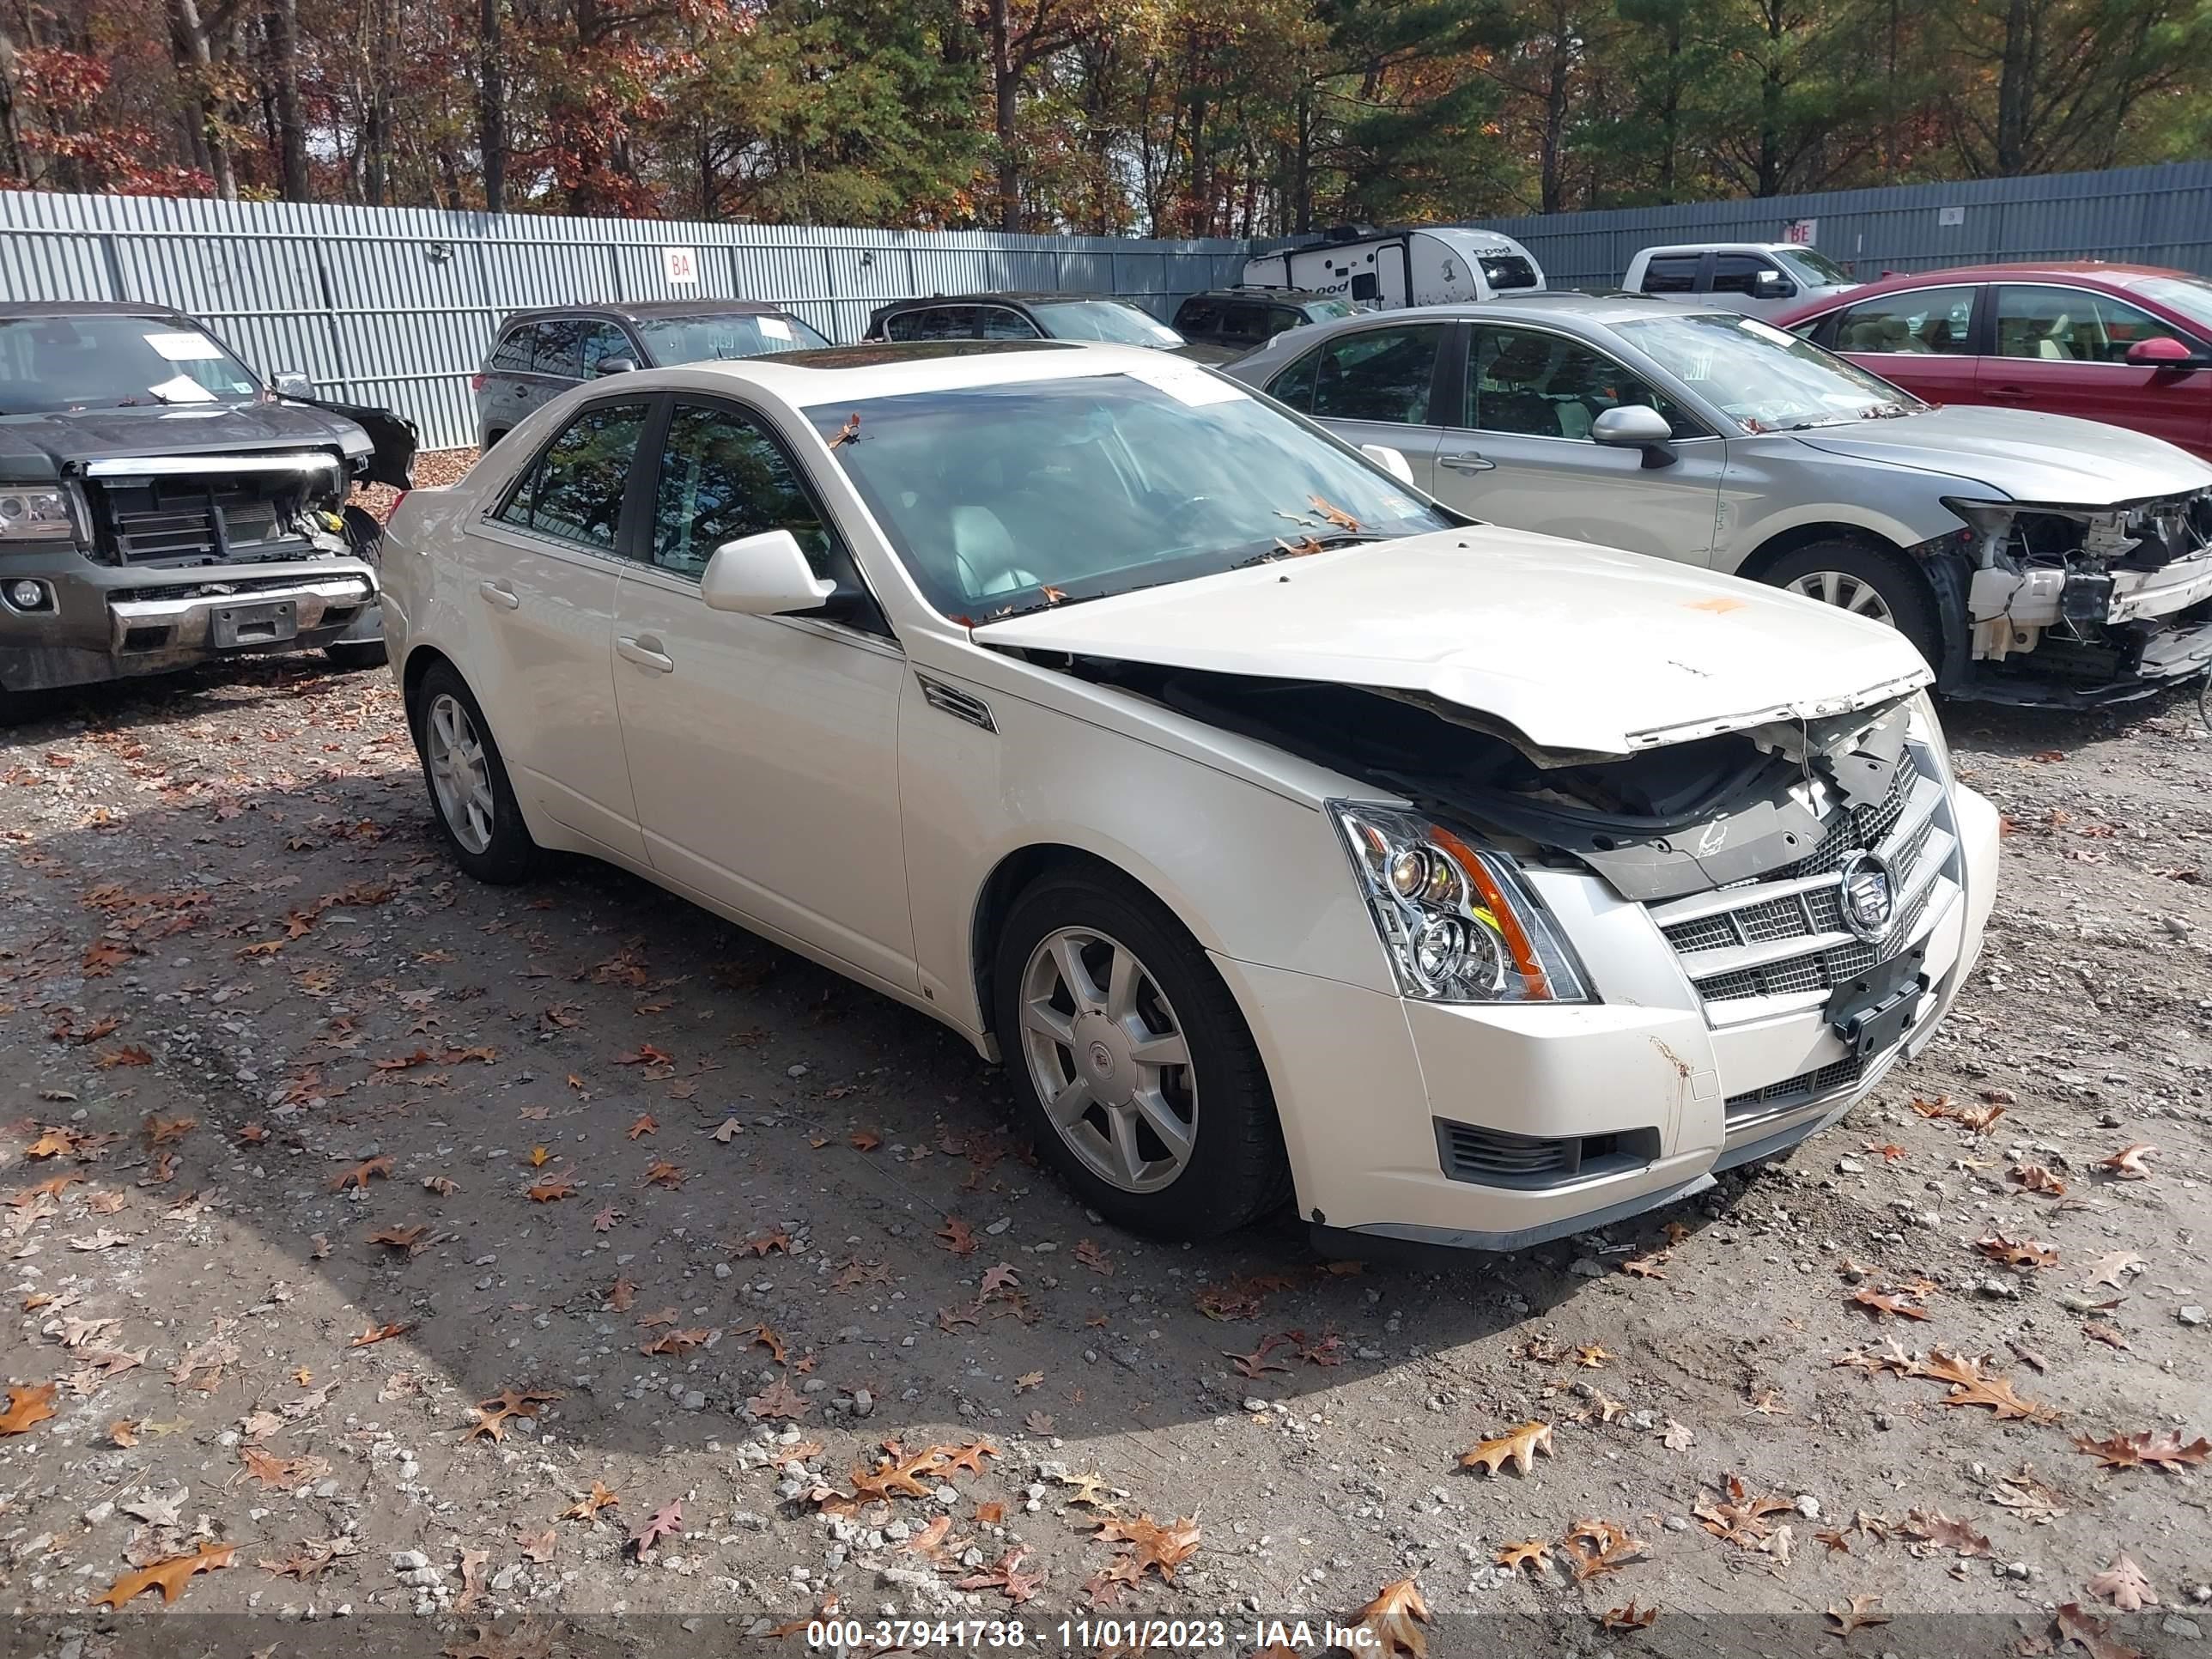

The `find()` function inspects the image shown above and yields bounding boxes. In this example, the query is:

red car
[1777,262,2212,459]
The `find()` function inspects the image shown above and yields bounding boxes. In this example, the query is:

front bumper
[1957,540,2212,706]
[0,550,378,692]
[1221,776,1999,1251]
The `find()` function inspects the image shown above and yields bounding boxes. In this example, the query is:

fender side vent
[1433,1119,1661,1190]
[917,673,995,732]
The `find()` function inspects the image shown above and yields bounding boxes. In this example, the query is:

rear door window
[1304,324,1447,424]
[529,319,587,379]
[1994,285,2189,363]
[1175,297,1224,337]
[489,327,533,373]
[493,399,648,552]
[1831,287,1978,355]
[1639,255,1702,295]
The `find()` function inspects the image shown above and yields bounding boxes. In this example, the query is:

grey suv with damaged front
[1226,293,2212,705]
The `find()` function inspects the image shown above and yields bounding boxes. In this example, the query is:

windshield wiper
[1233,531,1388,568]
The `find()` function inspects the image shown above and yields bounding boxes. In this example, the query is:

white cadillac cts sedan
[381,340,2000,1252]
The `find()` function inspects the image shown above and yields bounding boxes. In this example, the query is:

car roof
[872,292,1137,311]
[1634,242,1800,258]
[1304,292,1717,326]
[1773,260,2205,322]
[498,299,793,327]
[0,300,191,321]
[611,338,1198,408]
[1180,288,1340,305]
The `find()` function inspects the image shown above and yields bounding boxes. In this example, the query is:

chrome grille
[1648,748,1954,1016]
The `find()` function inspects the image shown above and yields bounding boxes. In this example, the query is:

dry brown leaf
[327,1156,392,1193]
[1848,1286,1929,1321]
[467,1385,562,1443]
[2087,1555,2156,1613]
[1094,1513,1200,1583]
[240,1443,329,1490]
[1915,1351,2055,1420]
[562,1480,620,1521]
[1496,1538,1551,1572]
[1564,1516,1646,1581]
[1458,1419,1553,1477]
[628,1498,684,1558]
[1977,1232,2059,1270]
[1899,1508,1990,1558]
[2097,1143,2155,1180]
[2056,1601,2142,1659]
[748,1379,808,1420]
[1694,1474,1796,1547]
[1349,1577,1431,1657]
[92,1541,235,1607]
[1825,1593,1890,1638]
[2073,1429,2211,1471]
[0,1382,58,1434]
[1600,1601,1660,1631]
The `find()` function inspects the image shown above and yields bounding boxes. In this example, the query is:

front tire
[1760,539,1942,669]
[992,867,1289,1239]
[409,663,539,884]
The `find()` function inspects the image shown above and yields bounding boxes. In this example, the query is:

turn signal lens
[1332,802,1590,1005]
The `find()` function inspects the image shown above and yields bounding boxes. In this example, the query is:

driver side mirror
[1591,404,1678,467]
[1755,269,1796,295]
[2127,335,2198,369]
[271,369,313,399]
[594,356,639,377]
[700,530,836,617]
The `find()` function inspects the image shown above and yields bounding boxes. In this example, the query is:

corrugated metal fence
[0,191,1254,451]
[1480,161,2212,290]
[9,159,2212,450]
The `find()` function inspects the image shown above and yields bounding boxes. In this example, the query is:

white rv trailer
[1242,226,1547,309]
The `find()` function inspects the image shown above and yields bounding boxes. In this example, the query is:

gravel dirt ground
[3,500,2211,1656]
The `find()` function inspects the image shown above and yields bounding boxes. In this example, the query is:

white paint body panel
[380,344,1996,1250]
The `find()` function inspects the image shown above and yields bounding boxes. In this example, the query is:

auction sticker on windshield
[1119,362,1247,407]
[143,331,226,362]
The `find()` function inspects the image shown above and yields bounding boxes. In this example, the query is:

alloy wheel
[1785,568,1897,626]
[1018,927,1197,1194]
[423,691,495,855]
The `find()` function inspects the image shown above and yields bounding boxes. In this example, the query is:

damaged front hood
[1793,404,2212,504]
[1,401,374,471]
[970,528,1930,758]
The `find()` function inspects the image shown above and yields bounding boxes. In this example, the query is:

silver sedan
[1223,293,2212,706]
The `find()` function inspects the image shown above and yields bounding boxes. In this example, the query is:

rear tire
[992,866,1290,1240]
[409,662,539,884]
[1760,539,1942,669]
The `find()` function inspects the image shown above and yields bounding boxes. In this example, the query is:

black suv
[1170,288,1361,354]
[0,301,414,702]
[862,293,1187,351]
[475,300,830,448]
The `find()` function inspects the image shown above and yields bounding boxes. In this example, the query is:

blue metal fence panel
[1474,161,2212,290]
[0,191,1252,450]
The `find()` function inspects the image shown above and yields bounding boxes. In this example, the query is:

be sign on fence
[663,246,699,285]
[1784,218,1818,246]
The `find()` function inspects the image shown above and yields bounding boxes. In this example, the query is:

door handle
[1988,385,2033,400]
[1439,452,1497,472]
[477,580,519,610]
[512,386,529,398]
[617,634,674,673]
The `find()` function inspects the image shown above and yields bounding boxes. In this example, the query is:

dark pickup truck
[0,301,415,704]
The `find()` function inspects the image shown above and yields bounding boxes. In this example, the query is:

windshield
[808,368,1453,620]
[1613,312,1920,431]
[635,312,831,365]
[1026,301,1186,349]
[1303,298,1358,321]
[1776,247,1850,287]
[2116,275,2212,338]
[1480,255,1540,292]
[0,316,260,413]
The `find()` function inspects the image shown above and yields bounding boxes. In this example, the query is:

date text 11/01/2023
[804,1618,1387,1650]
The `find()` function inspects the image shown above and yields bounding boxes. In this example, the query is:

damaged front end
[1073,656,1966,1152]
[1936,489,2212,703]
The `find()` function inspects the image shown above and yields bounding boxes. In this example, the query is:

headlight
[0,488,74,542]
[1905,690,1953,787]
[1332,802,1590,1004]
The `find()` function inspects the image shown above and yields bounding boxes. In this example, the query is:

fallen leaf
[2072,1429,2210,1472]
[467,1385,562,1443]
[0,1382,58,1434]
[1915,1352,2054,1421]
[748,1379,808,1420]
[629,1498,683,1558]
[1825,1593,1890,1638]
[327,1156,392,1193]
[1977,1232,2059,1270]
[2097,1143,2155,1180]
[2087,1555,2157,1613]
[1694,1474,1796,1547]
[562,1480,619,1521]
[240,1443,330,1491]
[1496,1539,1551,1573]
[1661,1419,1697,1452]
[526,1176,576,1202]
[92,1541,235,1607]
[955,1545,1042,1604]
[1563,1517,1646,1581]
[1459,1419,1553,1477]
[368,1224,428,1252]
[348,1321,413,1347]
[2084,1251,2143,1291]
[1899,1508,1990,1558]
[1849,1286,1929,1322]
[1600,1601,1660,1631]
[2056,1601,2142,1659]
[515,1525,556,1563]
[627,1114,657,1139]
[1350,1576,1431,1657]
[937,1217,978,1256]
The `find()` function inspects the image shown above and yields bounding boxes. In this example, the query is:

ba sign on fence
[663,246,699,285]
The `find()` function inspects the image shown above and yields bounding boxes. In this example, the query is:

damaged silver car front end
[1936,488,2212,703]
